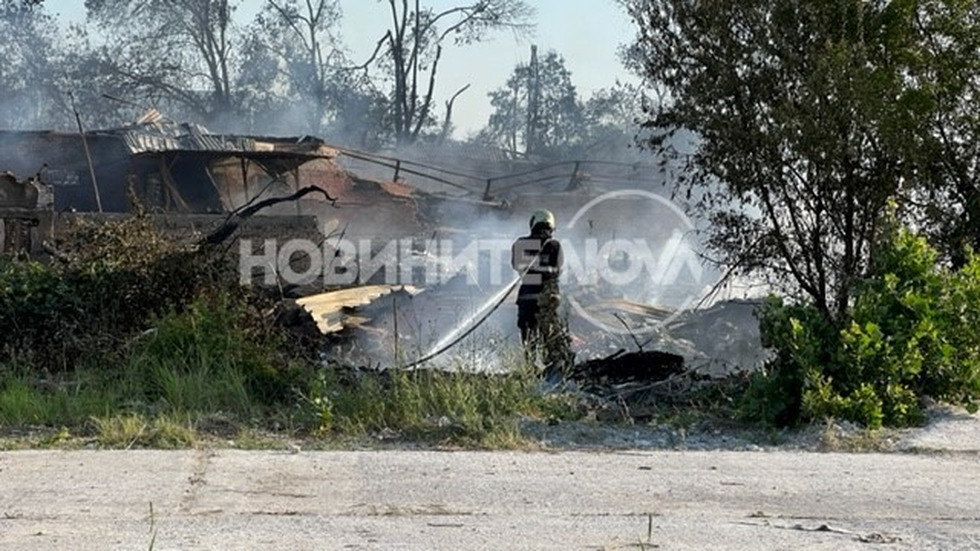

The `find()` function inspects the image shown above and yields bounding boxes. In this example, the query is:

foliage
[0,214,217,369]
[0,0,65,129]
[743,224,980,428]
[1,0,43,11]
[0,290,308,430]
[622,0,980,323]
[479,49,586,157]
[84,0,242,127]
[17,0,540,142]
[579,81,648,158]
[903,0,980,267]
[127,293,299,417]
[478,51,644,159]
[239,0,390,144]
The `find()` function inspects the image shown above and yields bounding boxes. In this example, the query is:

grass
[90,414,198,449]
[306,352,549,447]
[817,418,894,452]
[0,295,285,446]
[0,374,116,427]
[0,351,564,449]
[0,296,572,449]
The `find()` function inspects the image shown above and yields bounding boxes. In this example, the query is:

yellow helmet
[530,209,556,230]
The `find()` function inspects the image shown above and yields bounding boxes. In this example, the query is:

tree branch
[202,185,336,246]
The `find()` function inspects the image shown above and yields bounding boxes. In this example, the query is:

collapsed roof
[0,120,340,213]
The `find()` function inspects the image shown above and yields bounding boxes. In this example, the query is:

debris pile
[570,349,685,386]
[3,114,768,418]
[0,170,53,254]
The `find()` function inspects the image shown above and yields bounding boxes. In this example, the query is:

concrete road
[1,449,979,550]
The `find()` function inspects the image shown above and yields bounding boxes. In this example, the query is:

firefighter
[511,209,572,371]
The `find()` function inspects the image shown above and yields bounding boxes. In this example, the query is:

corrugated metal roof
[296,285,422,334]
[112,121,263,155]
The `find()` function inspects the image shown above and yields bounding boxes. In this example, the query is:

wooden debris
[294,284,421,334]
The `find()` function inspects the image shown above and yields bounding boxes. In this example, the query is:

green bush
[743,225,980,428]
[0,212,320,434]
[0,214,219,370]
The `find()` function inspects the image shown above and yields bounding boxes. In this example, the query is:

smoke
[0,2,766,368]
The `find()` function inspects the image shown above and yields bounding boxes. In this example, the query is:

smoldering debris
[570,349,686,385]
[3,113,769,424]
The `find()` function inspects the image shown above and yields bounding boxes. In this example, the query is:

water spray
[401,230,552,368]
[403,275,521,369]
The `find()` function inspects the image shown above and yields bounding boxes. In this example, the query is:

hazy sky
[53,0,639,137]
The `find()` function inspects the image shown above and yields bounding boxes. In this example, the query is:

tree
[579,80,647,158]
[0,0,66,129]
[906,1,980,268]
[623,0,950,322]
[254,0,342,134]
[238,0,389,145]
[372,0,533,145]
[478,49,586,158]
[84,0,243,128]
[478,51,645,159]
[1,0,43,11]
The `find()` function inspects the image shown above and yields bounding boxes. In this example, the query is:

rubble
[0,170,53,254]
[2,115,768,416]
[570,349,685,385]
[292,284,422,335]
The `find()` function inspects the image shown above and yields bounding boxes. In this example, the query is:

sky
[52,0,640,138]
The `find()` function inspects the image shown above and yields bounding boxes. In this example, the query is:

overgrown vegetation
[0,213,566,448]
[6,209,979,444]
[742,221,980,428]
[303,358,543,447]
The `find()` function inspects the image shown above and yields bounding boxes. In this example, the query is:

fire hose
[402,275,523,369]
[402,246,548,368]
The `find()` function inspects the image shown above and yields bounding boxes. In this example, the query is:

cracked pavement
[1,448,979,550]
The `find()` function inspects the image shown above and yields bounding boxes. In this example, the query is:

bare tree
[85,0,241,127]
[241,0,389,144]
[0,0,66,129]
[261,0,343,134]
[373,0,533,145]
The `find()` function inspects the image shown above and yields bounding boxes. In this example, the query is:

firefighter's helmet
[530,209,556,231]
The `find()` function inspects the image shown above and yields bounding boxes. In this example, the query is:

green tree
[622,0,951,322]
[907,1,980,267]
[478,49,585,157]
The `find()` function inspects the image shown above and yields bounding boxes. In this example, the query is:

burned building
[0,117,340,214]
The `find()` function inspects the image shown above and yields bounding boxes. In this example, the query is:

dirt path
[1,446,979,550]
